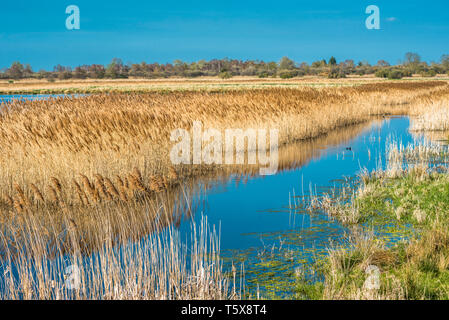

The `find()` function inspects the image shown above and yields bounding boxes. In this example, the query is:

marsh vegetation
[1,80,449,299]
[295,115,449,299]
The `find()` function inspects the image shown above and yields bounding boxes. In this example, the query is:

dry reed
[1,81,448,299]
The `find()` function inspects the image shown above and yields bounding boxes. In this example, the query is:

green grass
[356,171,449,226]
[296,167,449,299]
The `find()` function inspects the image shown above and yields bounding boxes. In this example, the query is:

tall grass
[1,81,449,299]
[0,216,238,300]
[299,136,449,300]
[2,83,447,200]
[410,101,449,131]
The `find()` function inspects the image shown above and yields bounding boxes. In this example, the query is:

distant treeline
[2,53,449,81]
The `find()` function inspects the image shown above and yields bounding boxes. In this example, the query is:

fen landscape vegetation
[1,53,449,300]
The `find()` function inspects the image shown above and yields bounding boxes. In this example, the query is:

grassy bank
[296,138,449,300]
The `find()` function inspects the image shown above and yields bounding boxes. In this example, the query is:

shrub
[387,69,404,80]
[420,70,437,77]
[375,69,389,78]
[278,70,298,79]
[328,67,346,79]
[184,70,204,78]
[219,71,232,79]
[402,69,413,77]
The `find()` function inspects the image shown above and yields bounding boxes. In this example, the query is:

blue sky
[1,0,449,70]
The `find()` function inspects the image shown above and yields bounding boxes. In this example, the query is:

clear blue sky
[1,0,449,70]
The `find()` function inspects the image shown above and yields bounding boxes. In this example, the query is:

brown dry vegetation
[1,83,449,243]
[0,77,368,93]
[1,83,447,178]
[2,77,447,94]
[1,80,449,299]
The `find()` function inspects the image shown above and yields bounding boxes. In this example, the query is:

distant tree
[53,64,66,73]
[173,59,188,74]
[375,68,390,78]
[297,62,310,76]
[241,65,257,76]
[328,67,346,78]
[53,64,72,80]
[430,62,444,75]
[267,62,278,72]
[311,60,325,68]
[278,56,296,70]
[357,60,371,67]
[106,58,126,78]
[88,64,105,78]
[340,60,355,74]
[23,64,33,78]
[404,52,421,65]
[3,54,449,80]
[376,60,390,67]
[73,66,88,79]
[258,71,269,78]
[404,52,421,73]
[420,69,436,77]
[7,62,25,79]
[441,54,449,71]
[36,69,50,79]
[197,59,207,70]
[129,63,145,77]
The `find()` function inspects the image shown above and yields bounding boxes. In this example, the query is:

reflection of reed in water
[180,119,380,187]
[0,172,205,260]
[0,216,238,300]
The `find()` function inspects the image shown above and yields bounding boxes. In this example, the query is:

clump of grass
[410,101,449,132]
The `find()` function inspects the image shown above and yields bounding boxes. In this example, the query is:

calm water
[187,117,413,248]
[0,94,85,105]
[0,94,421,298]
[176,116,418,297]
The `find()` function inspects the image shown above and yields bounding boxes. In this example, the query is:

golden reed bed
[0,80,448,299]
[1,82,448,222]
